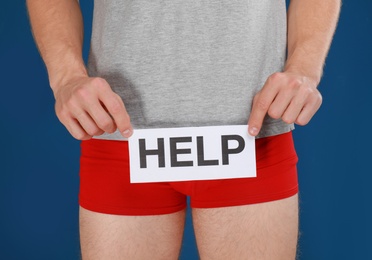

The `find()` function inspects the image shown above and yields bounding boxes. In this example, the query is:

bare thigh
[192,194,299,260]
[79,207,186,260]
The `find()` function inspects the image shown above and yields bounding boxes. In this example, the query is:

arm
[27,0,133,140]
[248,0,341,136]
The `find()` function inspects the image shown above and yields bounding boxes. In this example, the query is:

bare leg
[192,194,299,260]
[79,207,186,260]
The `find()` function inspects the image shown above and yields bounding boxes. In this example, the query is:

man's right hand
[53,76,133,140]
[26,1,132,140]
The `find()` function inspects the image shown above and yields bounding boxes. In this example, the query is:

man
[27,0,340,259]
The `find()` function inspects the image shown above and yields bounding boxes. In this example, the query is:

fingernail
[122,128,133,138]
[249,127,259,136]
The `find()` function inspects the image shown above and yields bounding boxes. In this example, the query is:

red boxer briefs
[79,131,298,216]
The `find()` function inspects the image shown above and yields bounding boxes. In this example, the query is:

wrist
[48,61,88,95]
[284,43,326,86]
[284,64,322,86]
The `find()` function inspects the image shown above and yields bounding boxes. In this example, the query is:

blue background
[1,1,371,259]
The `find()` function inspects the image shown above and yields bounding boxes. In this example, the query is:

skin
[248,0,341,136]
[79,208,186,259]
[27,0,133,140]
[26,0,340,140]
[192,195,299,260]
[27,0,341,259]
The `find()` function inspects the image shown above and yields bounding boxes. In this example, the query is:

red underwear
[79,131,298,216]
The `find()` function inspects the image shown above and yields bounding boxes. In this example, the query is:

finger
[267,90,294,120]
[295,98,322,126]
[71,79,117,134]
[286,86,322,125]
[72,109,105,136]
[279,89,309,124]
[84,101,117,134]
[65,117,92,140]
[281,100,304,124]
[248,87,278,136]
[99,91,133,138]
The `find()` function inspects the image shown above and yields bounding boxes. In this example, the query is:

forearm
[285,0,341,84]
[27,0,87,93]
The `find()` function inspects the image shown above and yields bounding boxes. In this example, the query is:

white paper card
[128,125,256,183]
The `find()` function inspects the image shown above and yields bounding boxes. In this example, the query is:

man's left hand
[247,71,322,136]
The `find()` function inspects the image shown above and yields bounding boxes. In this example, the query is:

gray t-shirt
[88,0,294,140]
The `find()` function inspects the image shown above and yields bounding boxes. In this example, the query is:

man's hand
[247,0,340,136]
[247,72,322,136]
[26,0,133,140]
[54,76,133,140]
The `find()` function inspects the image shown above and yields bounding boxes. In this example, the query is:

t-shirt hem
[92,122,295,141]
